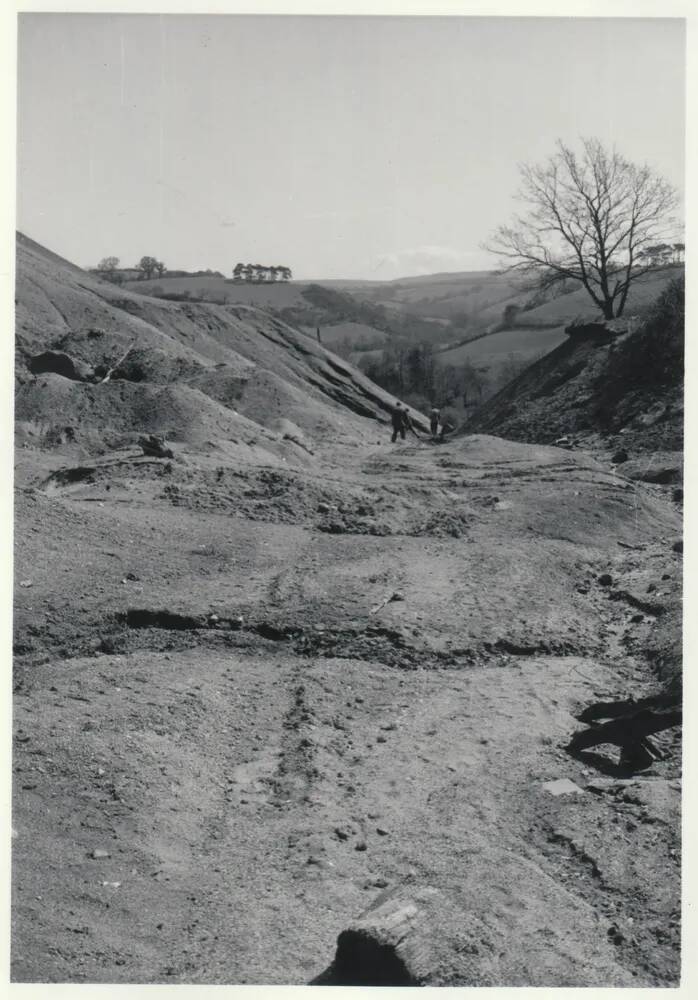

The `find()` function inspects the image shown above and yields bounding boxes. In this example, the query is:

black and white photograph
[9,4,689,988]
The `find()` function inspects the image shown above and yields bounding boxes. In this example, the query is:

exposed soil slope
[16,233,426,450]
[467,282,684,458]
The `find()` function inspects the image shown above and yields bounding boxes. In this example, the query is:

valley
[12,235,683,986]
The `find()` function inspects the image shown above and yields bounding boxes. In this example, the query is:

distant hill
[323,271,523,326]
[122,274,308,308]
[323,264,684,332]
[122,274,453,350]
[438,325,569,377]
[508,266,684,328]
[120,264,683,391]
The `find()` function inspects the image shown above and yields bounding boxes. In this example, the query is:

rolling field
[123,275,309,309]
[517,267,683,327]
[325,265,684,329]
[439,325,568,368]
[328,271,523,323]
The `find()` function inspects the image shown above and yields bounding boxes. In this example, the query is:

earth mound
[15,373,285,452]
[188,366,360,439]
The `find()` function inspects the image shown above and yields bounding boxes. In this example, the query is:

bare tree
[98,256,120,272]
[137,256,159,280]
[485,138,679,319]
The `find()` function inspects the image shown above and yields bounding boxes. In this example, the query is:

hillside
[325,265,684,331]
[467,277,684,457]
[344,264,685,421]
[122,274,309,309]
[508,267,684,329]
[437,325,569,373]
[121,274,452,352]
[15,233,428,453]
[337,270,525,325]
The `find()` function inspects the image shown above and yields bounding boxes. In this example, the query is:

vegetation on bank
[595,275,684,430]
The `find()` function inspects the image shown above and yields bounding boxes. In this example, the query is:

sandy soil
[12,431,682,986]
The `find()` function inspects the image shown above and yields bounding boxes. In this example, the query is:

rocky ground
[12,430,682,986]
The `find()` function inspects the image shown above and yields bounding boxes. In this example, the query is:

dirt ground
[12,431,682,986]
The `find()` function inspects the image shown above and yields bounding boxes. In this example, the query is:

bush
[594,276,684,429]
[606,276,684,391]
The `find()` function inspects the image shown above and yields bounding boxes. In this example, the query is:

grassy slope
[123,275,308,309]
[439,326,568,368]
[324,266,684,329]
[124,276,452,350]
[331,272,523,323]
[516,267,683,326]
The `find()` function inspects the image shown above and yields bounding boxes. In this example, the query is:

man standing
[391,402,405,442]
[402,407,416,438]
[430,407,440,438]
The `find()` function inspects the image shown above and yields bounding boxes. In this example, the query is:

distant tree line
[134,256,167,280]
[636,243,684,267]
[232,263,293,282]
[90,256,227,284]
[91,255,166,284]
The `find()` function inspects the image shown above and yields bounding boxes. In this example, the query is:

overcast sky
[17,14,685,280]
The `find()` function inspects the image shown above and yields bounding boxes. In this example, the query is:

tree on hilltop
[484,138,679,319]
[135,256,166,279]
[230,262,293,282]
[98,256,120,272]
[137,256,159,280]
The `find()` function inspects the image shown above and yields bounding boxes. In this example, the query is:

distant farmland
[123,275,308,309]
[439,326,568,368]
